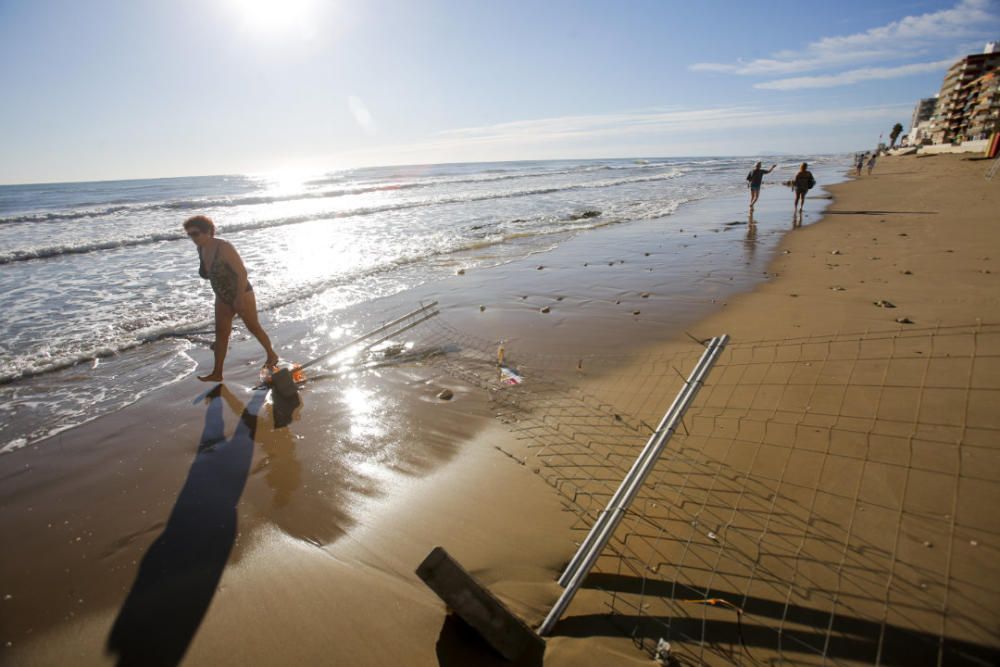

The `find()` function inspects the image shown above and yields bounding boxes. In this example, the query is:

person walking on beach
[746,161,777,211]
[792,163,815,213]
[855,154,865,176]
[184,215,279,382]
[866,153,878,175]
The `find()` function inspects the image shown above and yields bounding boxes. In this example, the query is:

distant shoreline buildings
[906,42,1000,147]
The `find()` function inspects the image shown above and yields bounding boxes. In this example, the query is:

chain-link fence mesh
[404,315,1000,666]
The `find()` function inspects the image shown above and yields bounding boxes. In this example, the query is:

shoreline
[5,154,998,666]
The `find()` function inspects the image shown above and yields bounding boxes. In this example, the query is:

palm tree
[889,123,904,148]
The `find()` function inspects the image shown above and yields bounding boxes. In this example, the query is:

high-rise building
[930,43,1000,143]
[910,97,937,129]
[966,68,1000,140]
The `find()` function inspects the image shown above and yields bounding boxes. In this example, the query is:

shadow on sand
[105,385,266,667]
[552,573,1000,666]
[435,614,544,667]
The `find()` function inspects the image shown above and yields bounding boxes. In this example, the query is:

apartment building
[930,42,1000,143]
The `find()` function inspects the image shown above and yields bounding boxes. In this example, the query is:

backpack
[807,173,816,189]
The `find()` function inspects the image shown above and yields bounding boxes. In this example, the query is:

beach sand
[1,154,997,666]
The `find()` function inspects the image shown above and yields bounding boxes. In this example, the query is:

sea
[0,155,849,454]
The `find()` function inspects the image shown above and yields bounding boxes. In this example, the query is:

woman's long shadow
[106,384,267,667]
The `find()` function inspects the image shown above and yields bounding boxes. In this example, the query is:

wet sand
[2,154,997,666]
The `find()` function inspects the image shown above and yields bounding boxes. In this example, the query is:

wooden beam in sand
[416,546,545,662]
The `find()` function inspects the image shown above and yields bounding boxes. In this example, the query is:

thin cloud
[381,105,911,152]
[755,59,955,90]
[691,0,997,76]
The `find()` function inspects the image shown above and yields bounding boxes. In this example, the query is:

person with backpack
[746,161,776,211]
[793,163,816,213]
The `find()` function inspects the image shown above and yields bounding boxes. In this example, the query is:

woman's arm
[219,241,250,302]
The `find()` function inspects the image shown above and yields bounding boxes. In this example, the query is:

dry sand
[1,154,997,666]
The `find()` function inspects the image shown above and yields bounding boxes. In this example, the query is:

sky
[1,0,998,184]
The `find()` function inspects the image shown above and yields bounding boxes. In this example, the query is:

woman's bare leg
[236,291,279,367]
[199,300,235,382]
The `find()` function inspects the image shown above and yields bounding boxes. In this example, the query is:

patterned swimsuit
[199,247,252,307]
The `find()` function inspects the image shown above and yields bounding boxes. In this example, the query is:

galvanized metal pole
[300,301,438,370]
[538,334,728,637]
[556,337,721,587]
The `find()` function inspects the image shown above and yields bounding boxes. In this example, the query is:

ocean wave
[0,169,685,265]
[0,199,687,385]
[1,164,684,226]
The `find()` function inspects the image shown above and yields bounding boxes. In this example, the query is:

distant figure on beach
[866,153,878,175]
[746,161,777,211]
[792,163,815,213]
[184,215,279,382]
[855,154,865,176]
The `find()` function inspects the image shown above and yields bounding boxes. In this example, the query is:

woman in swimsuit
[184,215,279,382]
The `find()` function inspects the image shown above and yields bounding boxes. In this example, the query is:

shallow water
[0,156,848,453]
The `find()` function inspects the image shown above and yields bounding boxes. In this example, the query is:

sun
[227,0,316,34]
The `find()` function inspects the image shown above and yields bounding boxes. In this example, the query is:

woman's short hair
[183,215,215,235]
[800,162,808,170]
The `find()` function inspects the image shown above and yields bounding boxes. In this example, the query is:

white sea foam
[0,155,849,453]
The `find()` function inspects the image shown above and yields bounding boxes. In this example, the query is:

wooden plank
[416,546,545,662]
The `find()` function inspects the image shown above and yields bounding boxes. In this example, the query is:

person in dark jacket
[792,163,816,213]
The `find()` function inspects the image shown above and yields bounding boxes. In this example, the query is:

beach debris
[577,359,583,371]
[899,233,908,237]
[556,296,564,301]
[457,268,465,275]
[497,343,505,366]
[540,306,551,313]
[874,299,896,308]
[902,270,913,275]
[831,249,841,255]
[437,389,454,401]
[499,367,523,386]
[583,262,588,267]
[615,300,621,304]
[645,252,650,256]
[479,305,486,312]
[632,310,641,315]
[782,250,791,254]
[922,540,933,548]
[790,293,799,298]
[654,639,672,665]
[982,269,992,274]
[831,286,846,291]
[377,343,406,358]
[641,292,650,298]
[870,256,881,260]
[895,317,914,324]
[415,547,544,662]
[707,531,719,541]
[971,539,979,547]
[609,261,614,266]
[537,265,544,270]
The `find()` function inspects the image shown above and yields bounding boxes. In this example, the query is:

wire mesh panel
[411,318,1000,666]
